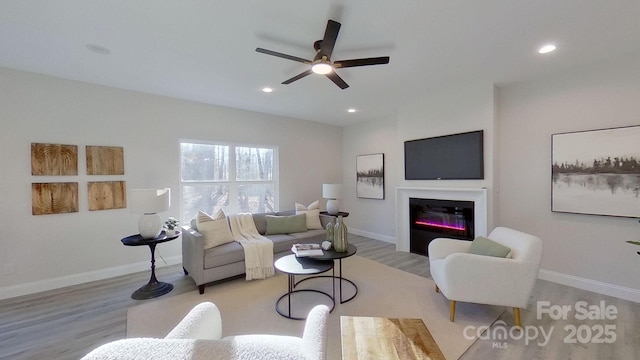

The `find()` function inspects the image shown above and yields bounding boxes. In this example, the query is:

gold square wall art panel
[86,146,124,175]
[88,181,126,211]
[32,182,79,215]
[31,143,78,176]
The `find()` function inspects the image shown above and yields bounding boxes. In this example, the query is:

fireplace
[410,198,474,256]
[395,187,487,255]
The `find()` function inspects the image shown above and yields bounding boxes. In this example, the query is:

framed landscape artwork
[356,153,384,199]
[552,125,640,218]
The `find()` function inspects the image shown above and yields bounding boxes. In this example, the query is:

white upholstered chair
[428,227,542,327]
[81,302,330,360]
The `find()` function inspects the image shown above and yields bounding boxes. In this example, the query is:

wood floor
[1,235,638,360]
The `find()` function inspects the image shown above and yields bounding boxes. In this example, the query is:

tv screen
[404,130,484,180]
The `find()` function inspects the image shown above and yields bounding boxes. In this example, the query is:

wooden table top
[340,316,446,360]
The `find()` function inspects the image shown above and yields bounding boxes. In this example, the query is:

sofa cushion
[197,210,235,249]
[267,234,298,253]
[468,236,511,258]
[288,230,326,247]
[295,201,323,230]
[252,212,276,235]
[204,241,245,269]
[265,214,307,235]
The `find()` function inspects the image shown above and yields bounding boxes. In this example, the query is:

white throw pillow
[295,200,323,229]
[196,210,235,249]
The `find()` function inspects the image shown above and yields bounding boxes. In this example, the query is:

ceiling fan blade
[255,48,311,64]
[320,20,341,59]
[326,72,349,89]
[334,56,390,68]
[282,69,313,84]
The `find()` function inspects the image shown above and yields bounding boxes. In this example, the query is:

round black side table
[121,231,180,300]
[320,211,350,218]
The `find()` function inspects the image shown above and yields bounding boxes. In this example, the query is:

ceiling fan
[255,19,390,89]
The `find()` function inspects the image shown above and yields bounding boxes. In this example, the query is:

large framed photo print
[356,153,384,199]
[552,125,640,218]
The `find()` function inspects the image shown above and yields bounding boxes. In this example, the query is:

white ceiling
[1,1,639,126]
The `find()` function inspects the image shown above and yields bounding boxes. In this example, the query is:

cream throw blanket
[227,213,275,280]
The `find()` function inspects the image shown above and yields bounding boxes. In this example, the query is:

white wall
[342,54,640,301]
[4,47,640,302]
[0,68,342,299]
[344,83,497,242]
[342,118,399,242]
[397,82,497,229]
[496,51,640,299]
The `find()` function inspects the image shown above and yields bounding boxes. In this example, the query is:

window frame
[179,139,279,223]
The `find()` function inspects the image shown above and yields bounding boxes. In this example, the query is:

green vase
[325,217,336,242]
[333,215,348,252]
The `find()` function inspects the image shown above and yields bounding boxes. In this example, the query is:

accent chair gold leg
[450,300,456,322]
[435,285,439,293]
[513,307,522,328]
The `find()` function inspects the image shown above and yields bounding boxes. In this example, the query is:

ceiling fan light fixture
[311,62,333,75]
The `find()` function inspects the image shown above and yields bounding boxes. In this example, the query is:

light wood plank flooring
[1,235,638,359]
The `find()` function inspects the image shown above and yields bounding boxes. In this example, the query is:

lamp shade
[129,188,171,239]
[129,188,171,214]
[323,184,342,215]
[322,184,342,199]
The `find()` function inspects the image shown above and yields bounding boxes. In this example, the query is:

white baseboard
[0,255,182,301]
[539,268,640,303]
[349,227,396,244]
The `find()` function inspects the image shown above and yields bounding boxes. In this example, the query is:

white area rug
[127,255,503,360]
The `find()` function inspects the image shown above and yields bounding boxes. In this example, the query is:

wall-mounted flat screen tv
[404,130,484,180]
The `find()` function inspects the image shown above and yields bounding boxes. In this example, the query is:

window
[180,141,277,222]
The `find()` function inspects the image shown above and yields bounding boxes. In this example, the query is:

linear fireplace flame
[415,219,466,231]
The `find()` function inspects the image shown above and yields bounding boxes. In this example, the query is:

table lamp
[129,188,171,239]
[323,184,342,215]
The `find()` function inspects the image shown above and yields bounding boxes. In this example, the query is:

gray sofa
[182,210,332,294]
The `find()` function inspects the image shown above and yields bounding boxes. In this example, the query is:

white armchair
[429,227,542,327]
[81,302,330,360]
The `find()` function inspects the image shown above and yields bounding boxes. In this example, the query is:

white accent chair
[81,302,330,360]
[429,227,542,327]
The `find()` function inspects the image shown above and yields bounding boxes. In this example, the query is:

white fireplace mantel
[395,187,488,253]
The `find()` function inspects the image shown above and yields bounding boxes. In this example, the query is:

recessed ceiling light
[347,108,357,113]
[86,44,111,55]
[538,44,557,54]
[262,87,273,93]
